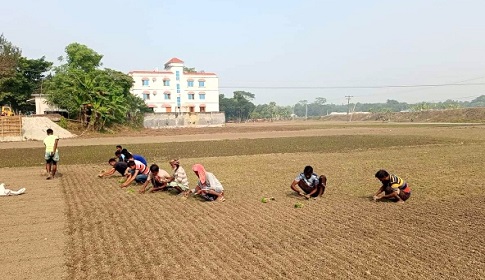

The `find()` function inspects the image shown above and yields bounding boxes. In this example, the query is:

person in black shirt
[98,158,129,178]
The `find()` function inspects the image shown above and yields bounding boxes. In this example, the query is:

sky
[2,0,485,106]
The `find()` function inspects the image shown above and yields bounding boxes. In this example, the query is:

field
[1,121,484,279]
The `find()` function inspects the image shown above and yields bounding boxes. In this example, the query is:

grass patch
[1,135,459,168]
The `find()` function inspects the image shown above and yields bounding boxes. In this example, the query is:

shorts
[298,177,326,197]
[167,181,189,191]
[385,186,411,202]
[45,151,59,164]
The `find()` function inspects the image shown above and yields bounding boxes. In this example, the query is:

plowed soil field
[2,123,484,279]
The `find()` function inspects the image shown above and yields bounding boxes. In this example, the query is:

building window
[166,107,172,113]
[164,93,171,100]
[176,84,180,93]
[188,93,195,100]
[189,106,195,113]
[142,79,149,86]
[200,106,206,113]
[142,93,150,100]
[163,80,170,86]
[187,80,194,87]
[199,93,206,100]
[198,80,205,87]
[176,71,180,81]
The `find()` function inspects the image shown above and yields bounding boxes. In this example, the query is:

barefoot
[397,200,405,204]
[216,196,226,202]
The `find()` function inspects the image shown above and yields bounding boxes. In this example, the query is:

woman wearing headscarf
[167,159,190,196]
[192,164,225,202]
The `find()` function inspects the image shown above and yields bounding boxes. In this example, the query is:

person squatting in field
[373,169,411,203]
[115,145,125,162]
[166,159,190,197]
[43,128,60,180]
[120,148,148,166]
[120,160,150,188]
[290,165,327,199]
[139,164,172,193]
[98,158,129,178]
[192,164,225,202]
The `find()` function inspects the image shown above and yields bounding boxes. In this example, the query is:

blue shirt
[133,154,147,166]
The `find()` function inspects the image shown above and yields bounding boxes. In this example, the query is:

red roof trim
[163,103,171,107]
[165,57,184,65]
[142,77,149,80]
[163,78,170,81]
[143,91,150,94]
[199,104,206,107]
[187,78,194,81]
[129,70,173,75]
[164,91,171,94]
[147,104,156,108]
[185,72,216,76]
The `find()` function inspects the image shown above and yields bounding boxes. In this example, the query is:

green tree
[0,56,52,112]
[183,67,196,73]
[45,43,146,130]
[469,95,485,107]
[219,91,255,122]
[233,91,255,121]
[0,34,21,80]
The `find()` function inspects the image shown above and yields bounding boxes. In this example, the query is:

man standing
[43,128,59,180]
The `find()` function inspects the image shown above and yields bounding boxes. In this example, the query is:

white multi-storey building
[128,58,219,113]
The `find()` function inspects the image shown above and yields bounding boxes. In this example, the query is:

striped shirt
[132,160,149,175]
[384,174,407,190]
[173,166,189,188]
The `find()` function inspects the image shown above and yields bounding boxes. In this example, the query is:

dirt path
[1,124,482,149]
[0,169,67,280]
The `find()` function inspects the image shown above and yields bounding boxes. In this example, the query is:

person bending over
[373,169,411,203]
[139,164,172,193]
[167,159,190,196]
[192,164,225,202]
[290,165,327,199]
[121,160,149,188]
[99,158,129,178]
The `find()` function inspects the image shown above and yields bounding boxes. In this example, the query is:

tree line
[0,35,147,130]
[220,94,485,121]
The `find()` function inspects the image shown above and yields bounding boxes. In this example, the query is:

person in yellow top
[43,129,59,180]
[373,169,411,203]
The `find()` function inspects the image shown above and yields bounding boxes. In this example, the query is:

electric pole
[345,95,353,115]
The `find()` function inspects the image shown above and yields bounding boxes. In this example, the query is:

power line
[220,82,485,90]
[350,76,485,99]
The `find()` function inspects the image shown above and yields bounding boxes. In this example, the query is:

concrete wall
[32,94,65,115]
[144,112,225,129]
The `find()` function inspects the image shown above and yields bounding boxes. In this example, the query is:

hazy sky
[2,0,485,105]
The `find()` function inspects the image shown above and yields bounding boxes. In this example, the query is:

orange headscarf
[192,164,206,184]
